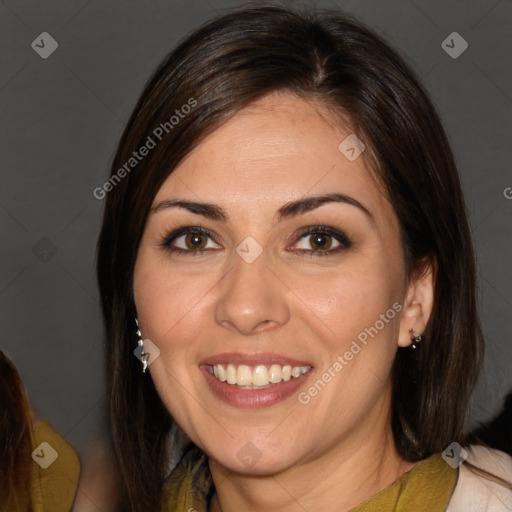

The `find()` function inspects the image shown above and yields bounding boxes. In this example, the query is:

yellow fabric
[29,419,81,512]
[163,444,457,512]
[163,444,211,512]
[348,453,457,511]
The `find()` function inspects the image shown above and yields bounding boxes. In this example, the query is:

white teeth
[210,363,310,387]
[269,364,282,383]
[226,364,237,384]
[253,365,269,386]
[237,365,252,385]
[217,364,226,382]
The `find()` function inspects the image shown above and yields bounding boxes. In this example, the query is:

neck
[208,398,416,512]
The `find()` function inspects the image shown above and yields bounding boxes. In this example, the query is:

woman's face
[133,92,419,474]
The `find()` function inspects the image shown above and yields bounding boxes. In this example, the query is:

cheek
[134,250,215,343]
[291,256,402,412]
[295,268,400,421]
[295,256,400,345]
[133,254,216,434]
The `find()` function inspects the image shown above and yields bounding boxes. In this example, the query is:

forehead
[153,92,394,228]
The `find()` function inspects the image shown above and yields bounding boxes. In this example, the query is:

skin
[133,91,434,512]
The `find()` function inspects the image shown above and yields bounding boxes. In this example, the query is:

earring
[409,328,423,350]
[135,318,148,373]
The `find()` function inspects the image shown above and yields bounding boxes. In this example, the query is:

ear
[397,257,436,348]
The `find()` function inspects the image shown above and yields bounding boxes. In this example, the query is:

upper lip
[199,352,313,367]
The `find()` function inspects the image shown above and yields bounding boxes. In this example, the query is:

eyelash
[159,224,352,258]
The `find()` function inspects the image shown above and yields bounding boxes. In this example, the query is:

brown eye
[184,232,208,250]
[161,226,220,255]
[309,233,334,250]
[292,225,352,257]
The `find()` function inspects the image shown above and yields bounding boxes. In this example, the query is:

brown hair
[96,3,493,510]
[0,350,33,511]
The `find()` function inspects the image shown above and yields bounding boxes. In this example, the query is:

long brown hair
[0,350,33,511]
[96,4,489,510]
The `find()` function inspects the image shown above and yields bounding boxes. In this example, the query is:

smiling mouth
[206,363,312,389]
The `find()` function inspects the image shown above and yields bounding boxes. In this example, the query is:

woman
[0,349,81,511]
[96,4,512,511]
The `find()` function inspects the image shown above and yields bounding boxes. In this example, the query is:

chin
[200,434,304,476]
[210,450,296,476]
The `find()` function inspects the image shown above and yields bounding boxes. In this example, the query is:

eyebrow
[150,193,374,225]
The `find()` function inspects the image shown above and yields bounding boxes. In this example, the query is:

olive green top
[29,419,81,512]
[163,444,457,512]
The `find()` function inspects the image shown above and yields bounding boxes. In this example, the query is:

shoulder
[447,444,512,512]
[30,419,81,511]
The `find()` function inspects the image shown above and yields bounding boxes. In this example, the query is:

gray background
[1,0,511,475]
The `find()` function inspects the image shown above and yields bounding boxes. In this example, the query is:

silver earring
[409,328,423,349]
[135,318,148,373]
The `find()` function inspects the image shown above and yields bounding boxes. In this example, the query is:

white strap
[447,445,512,511]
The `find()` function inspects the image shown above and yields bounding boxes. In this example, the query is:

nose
[214,247,290,336]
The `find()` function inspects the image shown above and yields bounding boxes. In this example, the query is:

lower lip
[200,366,313,409]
